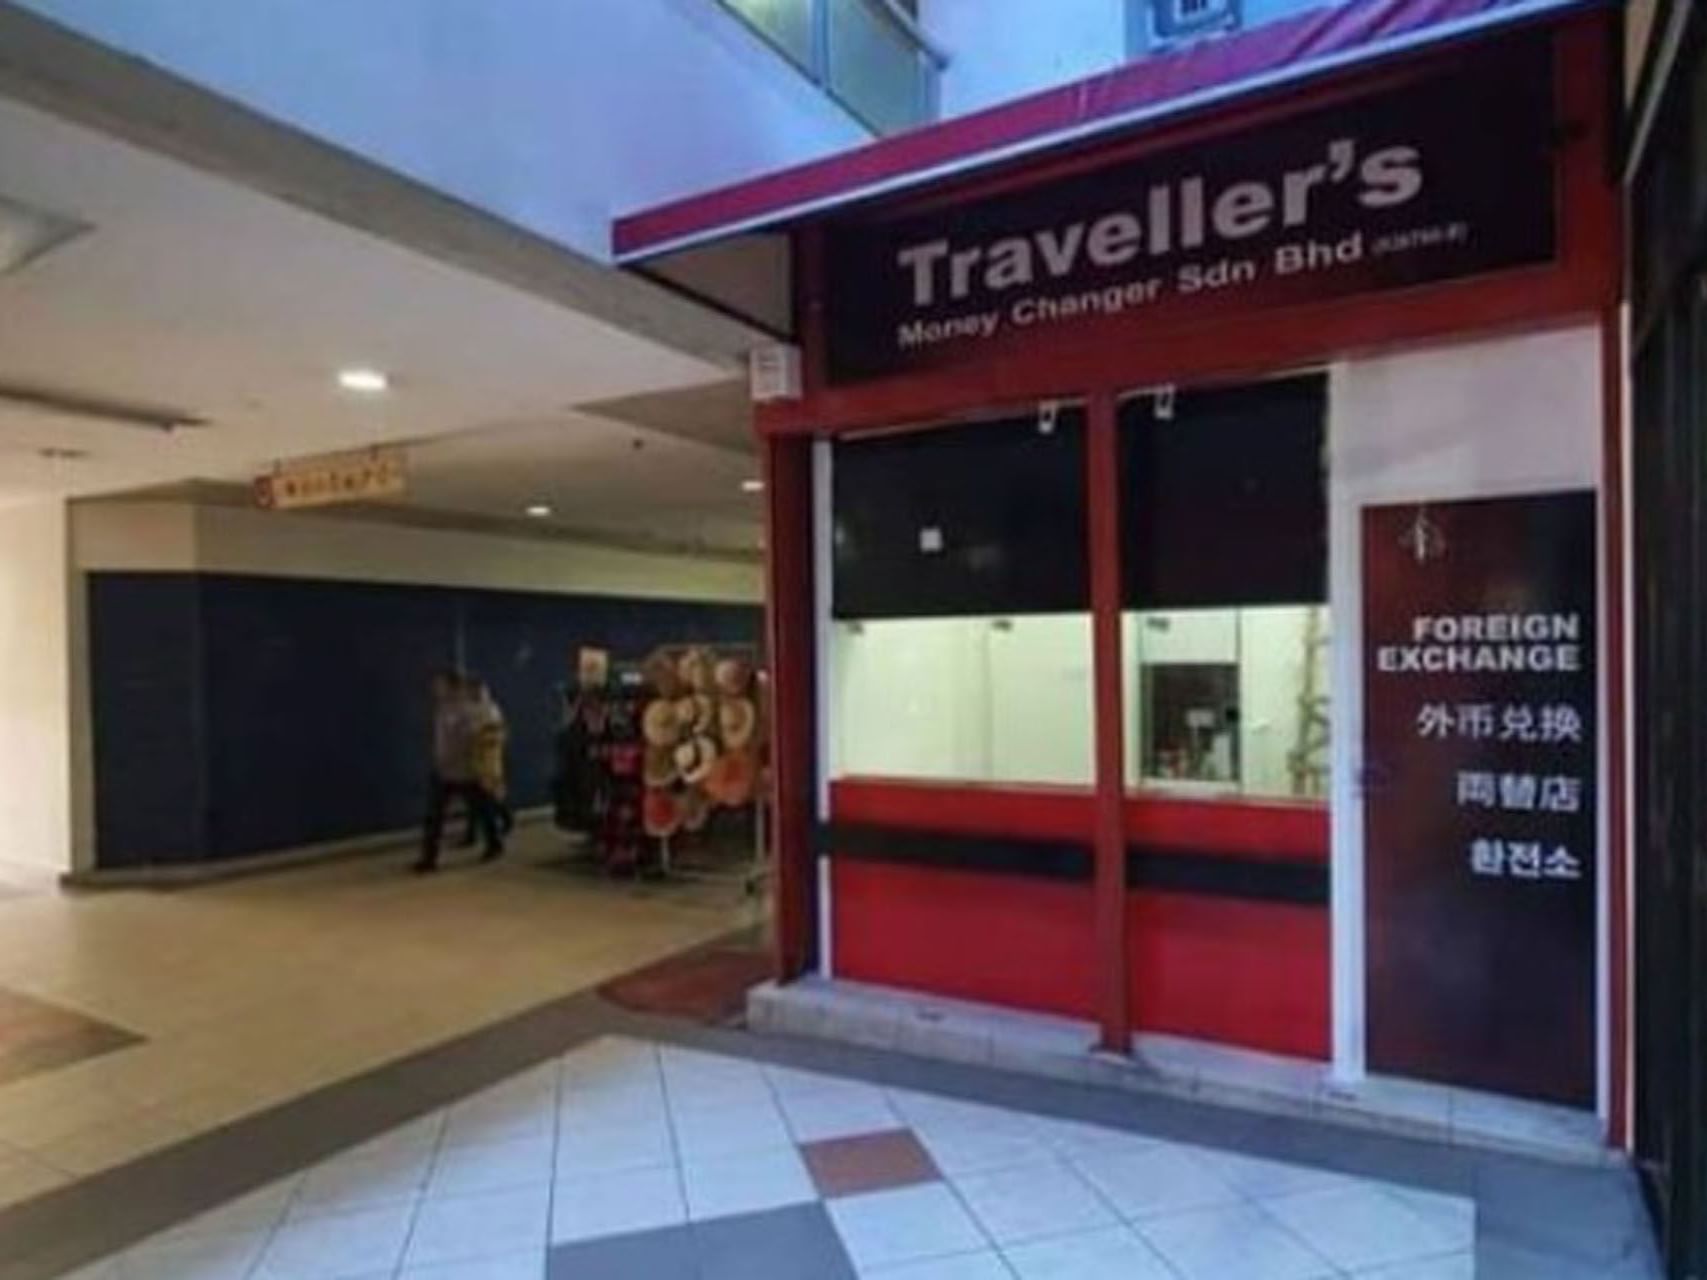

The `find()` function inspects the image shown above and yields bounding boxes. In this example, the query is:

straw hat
[643,745,678,789]
[679,788,710,833]
[672,696,700,731]
[705,748,758,807]
[717,696,758,751]
[642,788,682,838]
[679,648,715,694]
[674,734,720,787]
[642,699,681,748]
[713,656,753,697]
[690,693,716,735]
[642,649,682,699]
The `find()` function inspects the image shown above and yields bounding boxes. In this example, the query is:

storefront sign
[1362,492,1597,1107]
[824,40,1557,383]
[254,447,407,511]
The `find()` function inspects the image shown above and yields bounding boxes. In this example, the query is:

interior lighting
[525,503,553,518]
[741,478,765,493]
[337,367,390,394]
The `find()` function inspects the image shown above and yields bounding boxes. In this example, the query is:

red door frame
[758,13,1628,1138]
[1087,393,1129,1052]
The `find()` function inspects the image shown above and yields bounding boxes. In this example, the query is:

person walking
[415,669,502,872]
[464,676,514,850]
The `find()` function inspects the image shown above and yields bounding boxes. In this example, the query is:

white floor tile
[342,1112,446,1161]
[1192,1147,1360,1202]
[1136,1202,1339,1279]
[662,1071,776,1113]
[153,1177,300,1244]
[865,1250,1017,1278]
[1385,1186,1476,1251]
[914,1124,1054,1177]
[952,1163,1116,1246]
[1070,1144,1242,1220]
[404,1185,550,1268]
[291,1148,432,1219]
[671,1099,793,1162]
[558,1083,664,1130]
[1030,1118,1157,1163]
[428,1135,554,1199]
[256,1202,416,1279]
[550,1163,685,1243]
[114,1229,268,1280]
[396,1252,546,1280]
[828,1184,990,1272]
[764,1064,852,1099]
[779,1086,902,1143]
[439,1091,556,1150]
[680,1145,817,1222]
[1259,1185,1470,1272]
[1350,1253,1476,1279]
[554,1115,675,1178]
[1001,1225,1176,1280]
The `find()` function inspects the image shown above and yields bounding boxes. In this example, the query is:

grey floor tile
[546,1222,698,1280]
[695,1202,857,1280]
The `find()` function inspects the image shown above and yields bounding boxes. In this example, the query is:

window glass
[721,0,814,68]
[1125,606,1330,799]
[829,410,1091,787]
[827,0,931,135]
[830,615,1093,785]
[1121,376,1329,802]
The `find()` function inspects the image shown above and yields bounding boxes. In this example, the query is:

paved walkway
[0,826,757,1211]
[4,986,1660,1279]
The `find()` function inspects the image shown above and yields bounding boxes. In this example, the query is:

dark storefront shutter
[831,409,1089,619]
[1120,374,1327,608]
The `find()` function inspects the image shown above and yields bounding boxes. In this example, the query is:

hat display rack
[636,643,769,891]
[560,664,649,873]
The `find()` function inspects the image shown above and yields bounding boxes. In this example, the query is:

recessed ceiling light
[336,367,390,394]
[741,478,765,493]
[525,503,553,518]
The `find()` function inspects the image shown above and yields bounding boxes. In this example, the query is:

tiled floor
[63,1035,1480,1278]
[0,827,756,1209]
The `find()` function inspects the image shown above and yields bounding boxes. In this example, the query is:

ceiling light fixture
[741,478,765,493]
[525,503,553,518]
[336,367,390,394]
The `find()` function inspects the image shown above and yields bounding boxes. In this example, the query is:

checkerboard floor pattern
[64,1037,1475,1279]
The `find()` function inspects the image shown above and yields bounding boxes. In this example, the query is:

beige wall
[0,500,72,874]
[71,502,763,603]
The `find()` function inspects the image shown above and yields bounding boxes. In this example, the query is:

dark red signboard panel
[823,37,1557,384]
[1363,492,1597,1107]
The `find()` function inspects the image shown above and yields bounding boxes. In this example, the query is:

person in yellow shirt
[464,676,514,855]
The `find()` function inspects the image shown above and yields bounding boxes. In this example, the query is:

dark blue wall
[88,572,761,868]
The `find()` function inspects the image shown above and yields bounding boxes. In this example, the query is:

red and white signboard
[254,447,407,511]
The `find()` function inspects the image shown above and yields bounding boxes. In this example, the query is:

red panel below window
[1129,893,1330,1059]
[831,861,1097,1020]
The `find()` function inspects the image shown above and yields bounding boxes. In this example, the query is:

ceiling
[0,91,763,551]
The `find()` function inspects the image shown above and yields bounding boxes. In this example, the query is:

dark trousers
[462,792,515,845]
[421,775,500,866]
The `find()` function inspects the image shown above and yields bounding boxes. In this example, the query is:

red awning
[614,0,1600,263]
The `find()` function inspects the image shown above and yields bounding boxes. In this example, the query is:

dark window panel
[1121,375,1327,608]
[832,409,1089,618]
